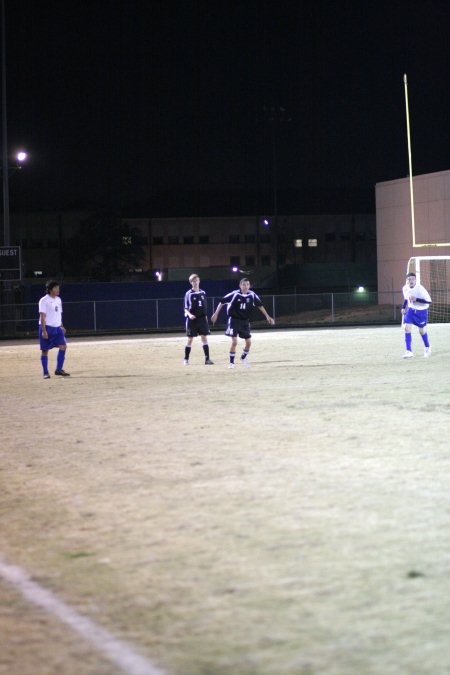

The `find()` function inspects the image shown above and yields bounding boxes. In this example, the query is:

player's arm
[211,302,224,324]
[183,294,195,320]
[257,305,275,325]
[401,298,408,315]
[40,312,48,338]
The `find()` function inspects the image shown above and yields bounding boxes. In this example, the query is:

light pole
[2,0,10,246]
[262,105,291,288]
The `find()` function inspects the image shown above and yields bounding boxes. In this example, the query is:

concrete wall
[376,169,450,295]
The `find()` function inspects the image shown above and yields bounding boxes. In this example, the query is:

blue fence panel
[64,302,96,331]
[95,299,158,331]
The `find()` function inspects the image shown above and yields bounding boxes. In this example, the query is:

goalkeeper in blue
[401,272,432,359]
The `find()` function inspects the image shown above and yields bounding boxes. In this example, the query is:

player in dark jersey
[211,278,274,368]
[183,274,214,365]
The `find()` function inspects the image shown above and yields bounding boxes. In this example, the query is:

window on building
[340,233,350,241]
[152,236,163,245]
[261,255,271,266]
[325,232,336,242]
[31,239,43,248]
[229,234,240,244]
[260,234,271,243]
[168,236,179,244]
[244,234,255,243]
[308,239,318,247]
[230,256,240,267]
[183,236,194,244]
[199,235,209,244]
[294,239,303,248]
[245,255,255,267]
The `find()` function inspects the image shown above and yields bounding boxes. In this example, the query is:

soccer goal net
[408,256,450,323]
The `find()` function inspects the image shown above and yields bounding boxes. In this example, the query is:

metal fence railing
[0,291,401,338]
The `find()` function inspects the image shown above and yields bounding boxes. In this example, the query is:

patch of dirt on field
[1,326,450,674]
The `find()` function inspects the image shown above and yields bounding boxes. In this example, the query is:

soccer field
[1,326,450,675]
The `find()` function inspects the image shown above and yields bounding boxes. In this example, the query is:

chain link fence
[0,291,402,338]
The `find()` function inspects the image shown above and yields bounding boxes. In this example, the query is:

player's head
[189,273,200,287]
[46,280,60,295]
[406,272,416,287]
[239,278,251,292]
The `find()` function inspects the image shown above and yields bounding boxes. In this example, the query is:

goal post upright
[403,75,450,249]
[403,74,416,248]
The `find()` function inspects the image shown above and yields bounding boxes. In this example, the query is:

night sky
[4,0,450,216]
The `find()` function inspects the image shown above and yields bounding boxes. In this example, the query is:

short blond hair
[189,273,199,283]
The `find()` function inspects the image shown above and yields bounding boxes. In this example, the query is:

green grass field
[1,326,450,675]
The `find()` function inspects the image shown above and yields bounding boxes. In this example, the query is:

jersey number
[239,302,247,310]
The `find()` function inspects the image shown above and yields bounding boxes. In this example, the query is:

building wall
[8,210,376,282]
[376,169,450,295]
[128,213,375,273]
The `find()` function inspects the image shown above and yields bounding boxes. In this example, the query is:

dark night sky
[4,0,450,215]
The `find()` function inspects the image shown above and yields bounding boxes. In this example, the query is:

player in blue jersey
[183,274,214,365]
[401,272,432,359]
[38,280,70,378]
[211,278,274,368]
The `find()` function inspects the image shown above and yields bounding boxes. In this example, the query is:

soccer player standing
[183,274,214,365]
[39,280,70,378]
[401,271,432,359]
[211,278,274,368]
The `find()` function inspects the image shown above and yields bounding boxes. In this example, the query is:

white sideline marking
[0,557,165,675]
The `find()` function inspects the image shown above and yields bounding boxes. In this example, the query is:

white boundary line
[0,557,165,675]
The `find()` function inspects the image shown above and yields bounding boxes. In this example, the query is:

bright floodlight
[155,270,162,281]
[231,266,238,273]
[263,219,269,226]
[16,151,28,162]
[357,286,365,293]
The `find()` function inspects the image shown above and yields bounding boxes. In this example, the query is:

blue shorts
[39,325,66,350]
[404,308,428,328]
[225,317,251,339]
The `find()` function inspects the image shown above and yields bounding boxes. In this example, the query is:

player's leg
[402,308,414,358]
[200,336,214,365]
[419,325,431,357]
[184,336,194,365]
[229,336,238,368]
[55,344,70,376]
[39,326,51,378]
[402,322,413,358]
[198,317,213,364]
[40,350,50,378]
[240,337,252,366]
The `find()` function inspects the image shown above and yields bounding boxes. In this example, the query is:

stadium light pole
[1,0,10,247]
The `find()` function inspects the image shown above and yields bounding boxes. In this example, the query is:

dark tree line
[63,210,146,281]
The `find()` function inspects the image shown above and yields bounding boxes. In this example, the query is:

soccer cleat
[228,363,235,369]
[402,351,414,359]
[241,358,251,368]
[55,369,70,376]
[183,359,189,366]
[204,359,214,365]
[424,347,432,358]
[43,373,51,379]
